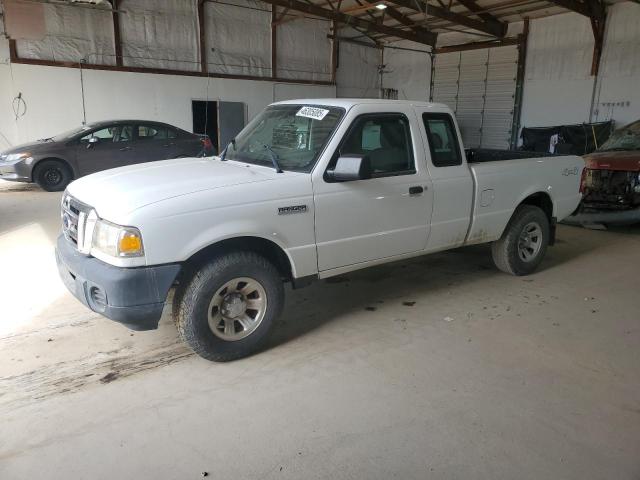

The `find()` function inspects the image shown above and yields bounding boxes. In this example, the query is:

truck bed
[465,148,562,163]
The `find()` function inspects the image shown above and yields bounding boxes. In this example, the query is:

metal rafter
[546,0,597,17]
[257,0,438,45]
[387,0,507,37]
[456,0,506,30]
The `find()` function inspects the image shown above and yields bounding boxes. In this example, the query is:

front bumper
[0,161,30,182]
[563,206,640,226]
[55,234,181,330]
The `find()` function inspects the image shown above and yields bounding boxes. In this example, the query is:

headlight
[5,152,31,162]
[92,219,144,258]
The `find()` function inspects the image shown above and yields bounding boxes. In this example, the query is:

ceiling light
[375,3,388,9]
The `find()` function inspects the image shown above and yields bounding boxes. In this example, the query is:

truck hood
[583,151,640,172]
[67,157,291,219]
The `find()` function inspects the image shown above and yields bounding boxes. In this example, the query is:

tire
[174,251,284,362]
[491,205,550,276]
[33,160,73,192]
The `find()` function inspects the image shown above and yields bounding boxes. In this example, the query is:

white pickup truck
[56,99,584,361]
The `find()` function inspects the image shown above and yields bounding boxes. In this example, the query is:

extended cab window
[422,113,462,167]
[336,114,415,176]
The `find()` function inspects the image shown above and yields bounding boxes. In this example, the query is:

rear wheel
[491,205,550,276]
[174,251,284,362]
[34,160,72,192]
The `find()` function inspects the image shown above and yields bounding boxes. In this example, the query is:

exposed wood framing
[8,54,334,86]
[388,0,506,37]
[330,20,338,83]
[434,36,520,53]
[587,0,606,76]
[510,17,529,147]
[197,0,207,73]
[258,0,437,45]
[111,0,123,67]
[271,5,277,77]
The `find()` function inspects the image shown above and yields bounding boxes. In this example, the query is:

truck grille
[61,194,91,248]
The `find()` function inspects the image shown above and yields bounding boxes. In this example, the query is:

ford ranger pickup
[55,99,584,361]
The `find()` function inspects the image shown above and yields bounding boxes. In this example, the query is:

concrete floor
[1,178,639,480]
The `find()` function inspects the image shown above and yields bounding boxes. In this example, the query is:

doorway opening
[192,100,219,153]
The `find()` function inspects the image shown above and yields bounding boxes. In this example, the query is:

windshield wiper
[263,144,283,173]
[220,138,236,161]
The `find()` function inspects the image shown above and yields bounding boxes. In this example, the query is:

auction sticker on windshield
[296,106,330,121]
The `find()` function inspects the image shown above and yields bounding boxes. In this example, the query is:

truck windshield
[224,105,344,172]
[598,120,640,152]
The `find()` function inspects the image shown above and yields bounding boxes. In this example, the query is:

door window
[335,114,415,177]
[422,114,462,167]
[137,125,176,140]
[81,125,133,143]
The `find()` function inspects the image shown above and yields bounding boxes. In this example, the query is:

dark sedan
[0,120,214,191]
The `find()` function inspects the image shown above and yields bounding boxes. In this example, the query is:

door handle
[409,186,424,195]
[119,146,132,151]
[163,143,175,147]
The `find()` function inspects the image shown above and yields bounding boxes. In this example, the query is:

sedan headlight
[4,152,31,162]
[92,219,144,258]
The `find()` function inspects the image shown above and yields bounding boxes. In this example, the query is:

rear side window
[137,125,176,140]
[422,113,462,167]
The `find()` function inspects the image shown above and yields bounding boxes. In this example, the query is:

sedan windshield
[52,125,94,142]
[224,105,344,172]
[598,120,640,152]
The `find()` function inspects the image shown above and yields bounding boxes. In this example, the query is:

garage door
[430,45,518,149]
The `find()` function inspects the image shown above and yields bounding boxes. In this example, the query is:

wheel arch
[506,191,555,244]
[31,157,75,182]
[182,235,295,283]
[519,191,553,223]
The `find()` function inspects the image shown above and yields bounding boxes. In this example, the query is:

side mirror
[86,136,100,148]
[326,154,372,182]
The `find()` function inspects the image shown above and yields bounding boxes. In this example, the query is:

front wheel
[33,160,73,192]
[491,205,550,276]
[174,251,284,362]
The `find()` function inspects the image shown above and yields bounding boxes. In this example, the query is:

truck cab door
[417,111,474,251]
[312,107,433,273]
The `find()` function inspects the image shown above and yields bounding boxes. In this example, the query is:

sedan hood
[1,139,58,157]
[583,151,640,172]
[67,158,290,219]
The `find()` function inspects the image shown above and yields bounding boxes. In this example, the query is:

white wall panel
[205,0,271,77]
[273,83,336,102]
[520,12,595,128]
[592,2,640,126]
[0,64,314,146]
[383,41,431,101]
[120,0,199,71]
[15,3,115,65]
[336,33,380,98]
[277,17,331,82]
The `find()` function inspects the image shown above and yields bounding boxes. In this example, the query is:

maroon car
[568,120,640,225]
[0,120,214,191]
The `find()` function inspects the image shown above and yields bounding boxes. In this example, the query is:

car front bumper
[55,234,181,330]
[0,160,30,182]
